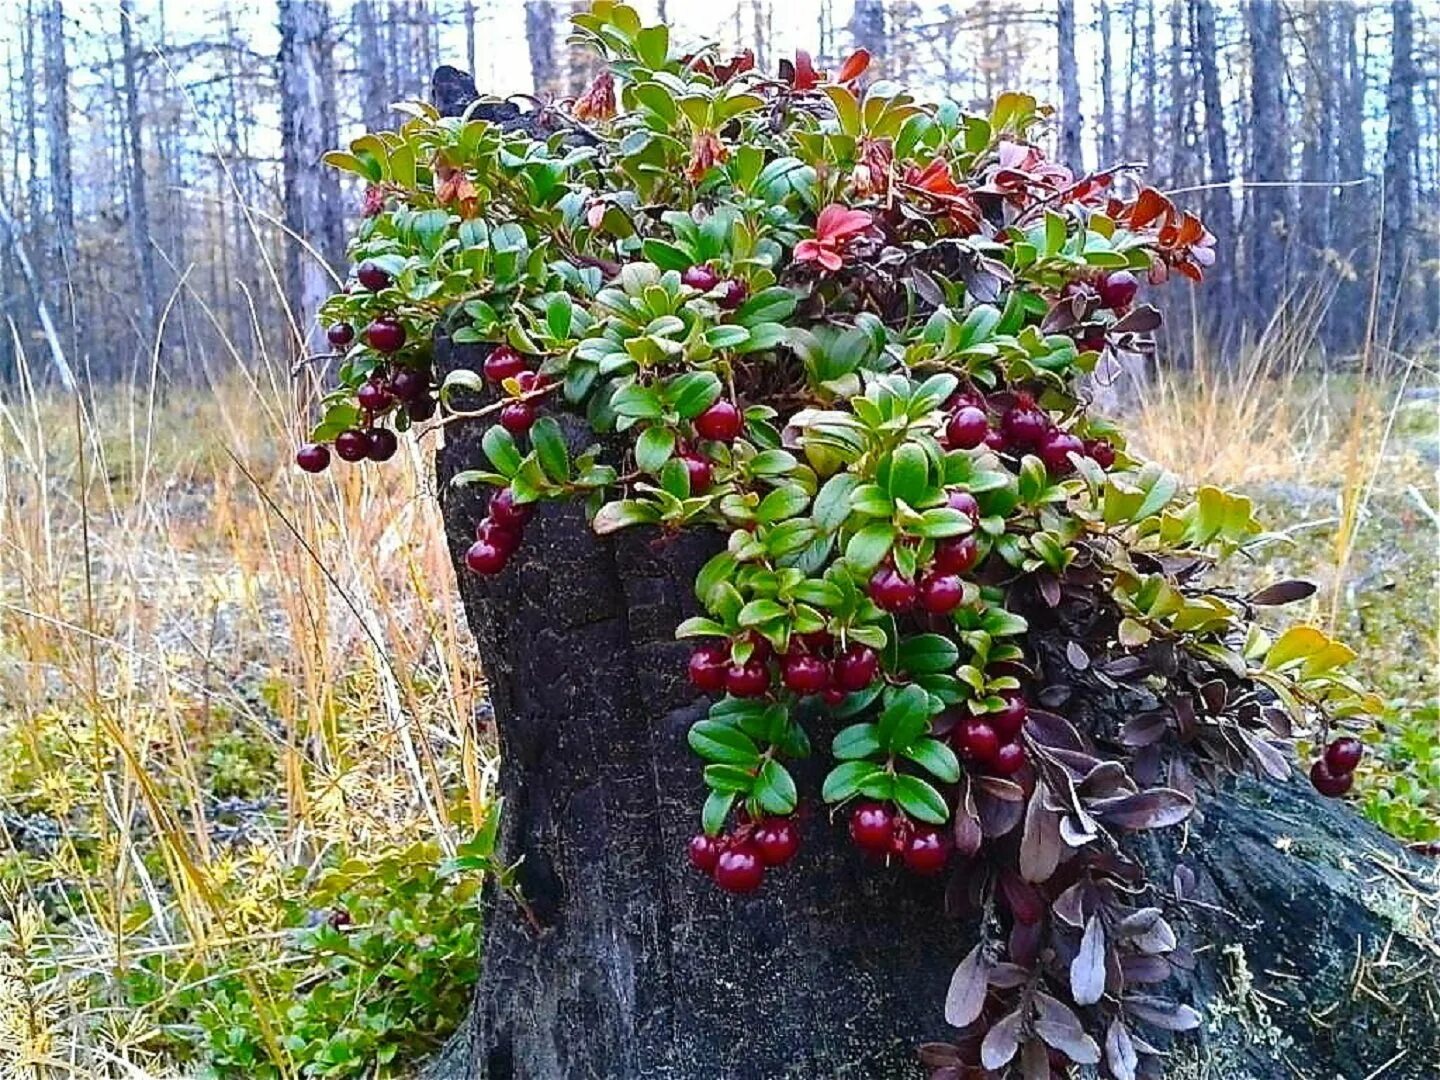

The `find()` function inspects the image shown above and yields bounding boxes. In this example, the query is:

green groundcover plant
[297,4,1382,1074]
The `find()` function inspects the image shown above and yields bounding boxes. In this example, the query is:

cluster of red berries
[1062,269,1139,353]
[943,390,1115,475]
[464,488,534,576]
[680,263,749,311]
[294,262,438,473]
[688,633,880,702]
[1310,736,1364,797]
[868,488,982,616]
[849,802,952,875]
[950,692,1029,776]
[688,813,800,893]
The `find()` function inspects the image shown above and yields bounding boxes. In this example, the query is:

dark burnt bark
[427,69,1438,1080]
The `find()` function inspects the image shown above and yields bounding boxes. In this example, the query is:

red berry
[781,653,831,694]
[833,644,879,692]
[483,345,529,383]
[327,322,355,348]
[489,488,534,530]
[500,401,536,435]
[357,260,391,291]
[688,834,723,873]
[869,566,917,612]
[984,429,1009,452]
[1098,269,1139,310]
[516,370,553,393]
[688,643,729,692]
[681,264,721,291]
[724,660,770,698]
[794,630,832,654]
[406,394,437,422]
[389,367,430,403]
[945,406,990,450]
[1039,430,1085,476]
[946,489,981,523]
[680,453,713,493]
[990,741,1027,776]
[365,318,406,354]
[849,802,895,853]
[956,718,999,765]
[695,400,743,441]
[740,631,774,664]
[1324,737,1364,775]
[476,518,522,557]
[464,538,510,575]
[990,694,1028,740]
[902,827,951,875]
[933,534,980,574]
[716,279,748,310]
[752,817,800,866]
[917,572,965,614]
[1310,758,1353,797]
[366,428,398,461]
[1001,395,1051,449]
[713,842,765,893]
[295,443,330,473]
[1084,438,1116,469]
[334,429,372,462]
[822,687,847,705]
[1077,328,1108,353]
[356,379,393,413]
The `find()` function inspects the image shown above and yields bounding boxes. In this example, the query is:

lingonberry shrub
[301,4,1382,1074]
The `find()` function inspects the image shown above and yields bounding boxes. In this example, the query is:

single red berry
[917,572,965,614]
[681,264,721,292]
[365,318,406,354]
[516,370,553,393]
[334,429,372,462]
[869,566,917,612]
[956,718,999,765]
[713,842,765,893]
[688,834,723,874]
[822,687,847,705]
[1324,737,1364,775]
[1098,268,1139,310]
[849,802,895,853]
[356,379,393,413]
[933,534,980,575]
[1039,430,1085,476]
[389,367,430,402]
[366,428,398,461]
[990,741,1027,776]
[327,322,355,348]
[680,453,713,494]
[688,643,730,692]
[464,537,509,575]
[945,406,990,450]
[990,693,1028,740]
[500,401,536,435]
[781,653,831,694]
[476,518,522,557]
[794,630,832,654]
[716,279,748,310]
[902,827,951,875]
[832,644,879,692]
[483,345,529,383]
[295,443,330,473]
[1001,394,1051,449]
[1310,758,1354,797]
[946,489,981,523]
[752,817,800,866]
[357,260,391,291]
[984,428,1009,452]
[407,394,437,421]
[724,660,771,698]
[1077,328,1108,353]
[1084,438,1116,469]
[489,488,534,530]
[695,399,743,441]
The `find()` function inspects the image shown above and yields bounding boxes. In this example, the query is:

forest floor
[0,350,1435,1078]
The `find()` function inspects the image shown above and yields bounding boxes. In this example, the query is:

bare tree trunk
[1245,0,1287,331]
[1141,0,1156,169]
[1192,0,1235,346]
[356,0,389,132]
[41,0,73,329]
[1381,0,1418,344]
[278,0,343,352]
[1057,0,1082,172]
[119,0,162,368]
[1097,0,1115,165]
[849,0,887,70]
[524,1,558,98]
[463,0,477,85]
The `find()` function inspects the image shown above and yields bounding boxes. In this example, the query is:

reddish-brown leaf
[944,943,991,1029]
[1070,914,1107,1005]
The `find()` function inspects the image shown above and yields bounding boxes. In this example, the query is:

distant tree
[1382,0,1419,342]
[1245,0,1288,328]
[41,0,72,320]
[1191,0,1236,339]
[120,0,162,361]
[525,1,559,97]
[849,0,887,69]
[1056,0,1082,170]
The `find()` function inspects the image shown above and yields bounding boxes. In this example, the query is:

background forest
[0,3,1435,1079]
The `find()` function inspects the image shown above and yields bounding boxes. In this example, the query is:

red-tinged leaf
[1091,788,1193,830]
[1020,786,1064,883]
[789,49,822,90]
[944,943,990,1028]
[1125,996,1203,1031]
[1247,579,1317,606]
[980,1009,1023,1070]
[1051,880,1089,927]
[977,786,1025,838]
[1025,708,1086,752]
[975,776,1026,802]
[1010,917,1043,966]
[835,47,871,84]
[1115,907,1164,937]
[1132,915,1177,956]
[1000,870,1046,925]
[1021,1037,1051,1079]
[987,962,1032,989]
[1106,1018,1139,1080]
[1032,992,1100,1063]
[918,1042,962,1068]
[1238,727,1291,782]
[1121,712,1170,747]
[953,776,984,856]
[1119,953,1172,984]
[1129,186,1170,228]
[1070,915,1107,1005]
[1111,304,1163,334]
